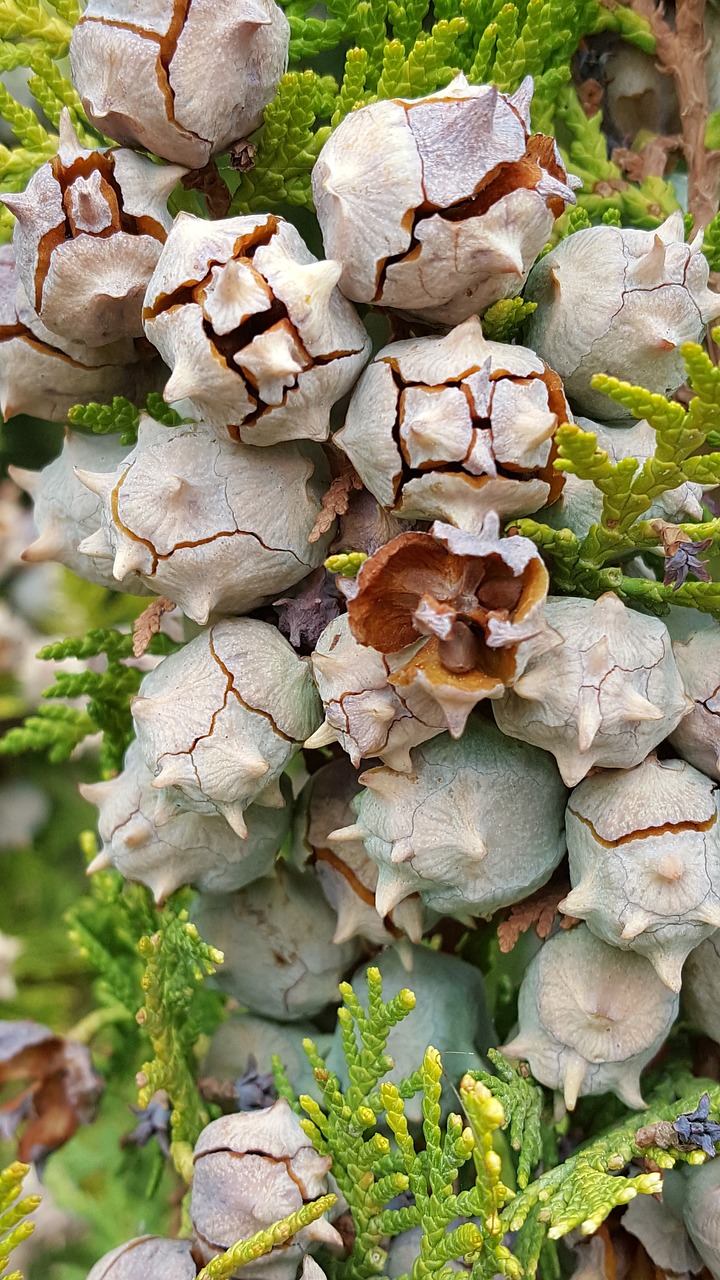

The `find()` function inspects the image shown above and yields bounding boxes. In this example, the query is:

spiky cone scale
[143,212,370,445]
[85,1236,197,1279]
[682,935,720,1044]
[312,74,578,325]
[203,1013,332,1102]
[2,111,186,348]
[306,614,447,774]
[622,1192,702,1277]
[541,416,704,539]
[329,718,567,922]
[561,756,720,992]
[190,1100,342,1274]
[326,944,493,1125]
[503,925,679,1111]
[70,0,290,168]
[81,740,290,902]
[131,617,321,837]
[344,515,559,738]
[335,316,570,528]
[667,1159,720,1280]
[524,212,720,420]
[9,429,149,596]
[493,593,691,787]
[290,757,425,945]
[667,607,720,784]
[75,416,334,623]
[0,249,159,423]
[191,866,361,1022]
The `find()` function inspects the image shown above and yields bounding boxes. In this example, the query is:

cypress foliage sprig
[136,913,225,1183]
[0,1163,40,1280]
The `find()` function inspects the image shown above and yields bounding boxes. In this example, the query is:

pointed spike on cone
[21,525,66,564]
[326,822,369,846]
[500,1034,535,1064]
[654,853,684,883]
[631,233,667,287]
[150,871,183,907]
[562,1051,588,1111]
[130,694,155,723]
[576,693,603,755]
[650,947,685,993]
[73,466,115,498]
[57,107,86,163]
[295,259,342,309]
[392,895,424,944]
[374,867,412,917]
[234,751,270,780]
[151,759,188,789]
[119,816,149,849]
[584,634,611,678]
[620,912,650,942]
[357,768,400,798]
[508,74,533,128]
[697,901,720,929]
[304,721,339,750]
[492,248,526,279]
[656,209,685,244]
[0,190,32,221]
[617,684,664,724]
[332,912,361,946]
[77,528,113,560]
[363,696,397,724]
[303,1218,343,1252]
[79,779,111,805]
[457,833,487,861]
[390,837,414,864]
[394,937,415,972]
[555,751,591,787]
[112,546,147,580]
[614,1072,647,1112]
[558,887,591,918]
[511,667,548,702]
[7,463,39,497]
[220,801,249,839]
[163,362,199,404]
[162,475,192,502]
[86,849,113,875]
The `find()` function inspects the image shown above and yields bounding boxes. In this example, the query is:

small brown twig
[623,0,720,228]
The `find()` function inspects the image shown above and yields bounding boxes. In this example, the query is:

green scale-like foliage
[0,1163,40,1280]
[0,626,181,776]
[0,0,683,242]
[263,967,719,1280]
[513,332,720,618]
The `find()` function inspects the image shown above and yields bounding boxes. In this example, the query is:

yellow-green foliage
[0,1162,39,1280]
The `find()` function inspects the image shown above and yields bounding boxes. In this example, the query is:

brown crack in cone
[34,146,169,315]
[347,522,549,705]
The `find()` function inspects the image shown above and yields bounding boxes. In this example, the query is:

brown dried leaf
[497,881,579,953]
[0,1020,103,1167]
[578,78,604,118]
[132,597,177,658]
[274,568,341,650]
[309,462,364,544]
[612,137,678,183]
[181,159,232,218]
